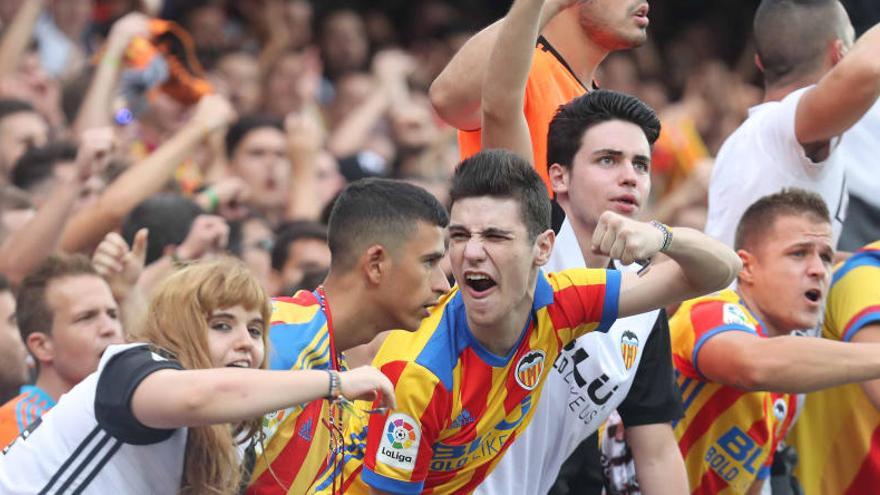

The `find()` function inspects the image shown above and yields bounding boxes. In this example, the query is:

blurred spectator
[228,213,275,292]
[0,98,48,181]
[121,193,204,265]
[270,220,330,296]
[0,254,123,446]
[0,273,28,405]
[319,7,369,81]
[224,114,287,219]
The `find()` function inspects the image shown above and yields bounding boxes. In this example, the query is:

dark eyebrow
[592,149,624,158]
[482,227,514,237]
[421,251,445,263]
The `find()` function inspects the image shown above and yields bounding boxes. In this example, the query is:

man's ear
[361,244,389,286]
[534,229,556,267]
[26,332,53,366]
[754,53,765,73]
[548,163,570,197]
[736,249,754,286]
[830,38,847,66]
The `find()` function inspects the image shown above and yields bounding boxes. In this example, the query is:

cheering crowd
[0,0,879,494]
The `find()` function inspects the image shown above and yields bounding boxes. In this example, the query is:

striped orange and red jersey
[788,241,880,494]
[458,36,591,193]
[318,268,620,495]
[671,289,798,494]
[248,290,348,495]
[0,386,55,448]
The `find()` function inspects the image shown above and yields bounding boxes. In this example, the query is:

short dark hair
[11,142,78,192]
[271,221,328,271]
[224,114,283,158]
[755,0,848,87]
[547,89,661,172]
[17,254,99,342]
[450,149,551,240]
[122,193,205,265]
[734,188,831,251]
[328,178,449,271]
[0,99,36,123]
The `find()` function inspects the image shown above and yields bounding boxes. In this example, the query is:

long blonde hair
[132,258,271,494]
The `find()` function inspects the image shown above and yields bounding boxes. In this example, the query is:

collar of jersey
[19,384,56,407]
[453,269,553,367]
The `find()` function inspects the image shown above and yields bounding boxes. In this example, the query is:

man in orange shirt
[430,0,650,191]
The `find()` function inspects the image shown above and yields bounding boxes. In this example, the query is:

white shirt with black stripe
[0,343,187,494]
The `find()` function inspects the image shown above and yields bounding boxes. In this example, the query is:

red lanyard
[316,285,344,495]
[316,285,341,371]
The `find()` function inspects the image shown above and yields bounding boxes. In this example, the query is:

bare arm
[73,13,151,135]
[131,366,395,429]
[796,23,880,146]
[627,423,689,495]
[60,95,236,253]
[845,324,880,410]
[325,50,412,159]
[0,127,113,283]
[0,0,43,77]
[284,111,323,221]
[481,0,543,160]
[597,213,740,317]
[0,178,80,285]
[430,4,564,132]
[430,20,503,131]
[697,331,880,393]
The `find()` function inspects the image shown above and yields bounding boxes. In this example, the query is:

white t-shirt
[706,86,847,247]
[839,98,880,206]
[0,344,187,494]
[477,218,661,495]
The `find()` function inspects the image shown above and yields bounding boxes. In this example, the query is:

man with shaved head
[706,0,880,249]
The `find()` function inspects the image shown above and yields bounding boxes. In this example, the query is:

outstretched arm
[131,365,395,429]
[796,22,880,147]
[698,330,880,393]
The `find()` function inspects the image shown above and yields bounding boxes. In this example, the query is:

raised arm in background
[72,12,151,135]
[0,0,44,78]
[60,94,236,253]
[0,128,113,285]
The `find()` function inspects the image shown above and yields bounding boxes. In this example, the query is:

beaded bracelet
[325,369,342,400]
[650,220,673,252]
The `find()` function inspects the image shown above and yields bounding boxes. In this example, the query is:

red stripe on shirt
[679,386,743,456]
[248,400,325,494]
[844,424,880,495]
[693,467,728,495]
[545,283,606,332]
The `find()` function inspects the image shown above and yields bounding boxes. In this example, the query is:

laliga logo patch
[378,413,420,471]
[722,303,755,330]
[515,350,546,391]
[620,331,640,370]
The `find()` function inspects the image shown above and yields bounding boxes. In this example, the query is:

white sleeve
[760,85,835,175]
